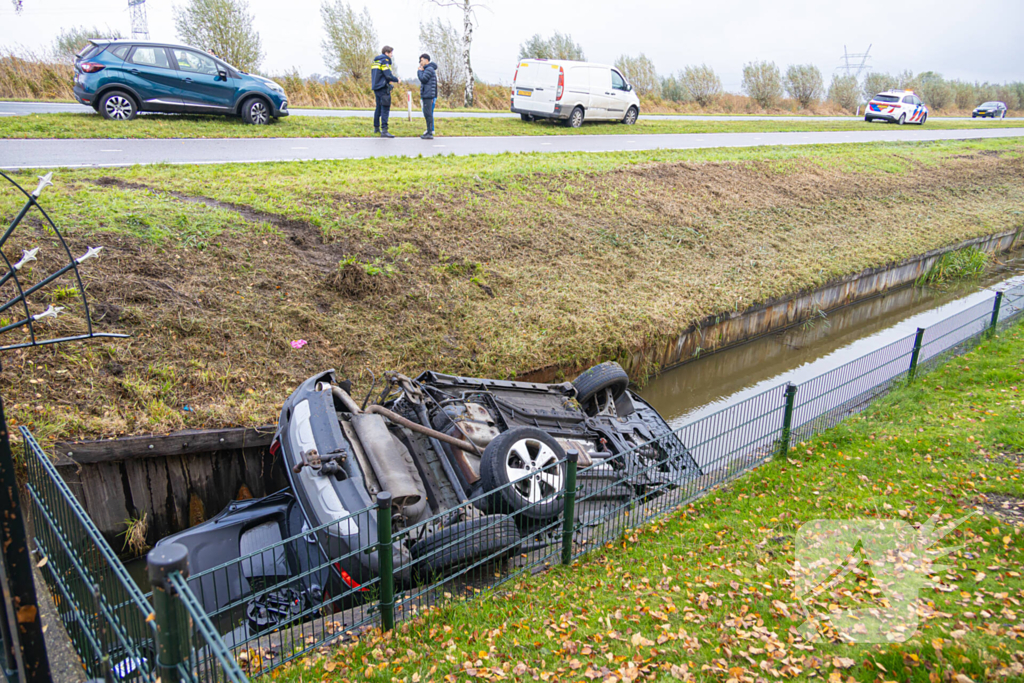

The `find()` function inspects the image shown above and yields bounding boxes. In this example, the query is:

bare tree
[826,73,860,111]
[614,54,660,97]
[742,60,783,109]
[426,0,486,107]
[862,72,897,101]
[785,64,823,108]
[419,18,463,103]
[52,25,124,63]
[679,63,722,107]
[517,32,584,61]
[174,0,263,73]
[320,1,377,82]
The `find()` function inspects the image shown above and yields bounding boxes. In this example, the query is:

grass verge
[270,323,1024,683]
[0,112,1023,139]
[0,138,1022,442]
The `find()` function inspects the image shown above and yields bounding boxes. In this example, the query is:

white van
[511,59,640,128]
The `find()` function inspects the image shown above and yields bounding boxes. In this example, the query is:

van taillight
[556,67,564,100]
[79,62,105,73]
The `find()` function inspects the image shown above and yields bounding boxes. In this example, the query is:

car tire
[622,106,638,125]
[864,116,872,122]
[897,113,906,125]
[572,361,630,409]
[1001,111,1006,120]
[409,515,521,575]
[520,113,534,122]
[918,113,927,126]
[99,90,137,121]
[564,106,584,128]
[480,427,566,520]
[242,97,271,125]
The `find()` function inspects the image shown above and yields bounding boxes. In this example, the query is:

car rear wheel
[897,113,906,125]
[480,427,566,520]
[409,515,521,575]
[99,91,137,121]
[622,106,638,125]
[242,97,271,125]
[564,106,584,128]
[572,361,630,411]
[520,113,534,122]
[864,116,873,123]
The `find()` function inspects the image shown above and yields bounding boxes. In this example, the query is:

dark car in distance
[972,101,1007,119]
[72,39,288,124]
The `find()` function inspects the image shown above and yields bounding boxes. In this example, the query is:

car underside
[158,362,701,627]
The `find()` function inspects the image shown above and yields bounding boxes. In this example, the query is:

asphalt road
[0,100,989,122]
[2,128,1023,170]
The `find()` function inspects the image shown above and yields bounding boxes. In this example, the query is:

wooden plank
[53,425,277,466]
[143,458,175,540]
[77,462,131,543]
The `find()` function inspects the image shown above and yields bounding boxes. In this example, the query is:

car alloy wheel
[504,437,563,504]
[248,100,269,125]
[105,95,134,120]
[897,113,906,125]
[568,107,584,128]
[623,107,638,125]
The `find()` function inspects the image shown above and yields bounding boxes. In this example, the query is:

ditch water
[640,251,1024,428]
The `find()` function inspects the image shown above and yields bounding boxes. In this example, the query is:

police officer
[371,45,399,138]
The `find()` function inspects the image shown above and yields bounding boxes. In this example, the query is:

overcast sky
[2,0,1022,89]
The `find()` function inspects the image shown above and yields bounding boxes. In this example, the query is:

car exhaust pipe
[324,384,482,455]
[350,412,425,514]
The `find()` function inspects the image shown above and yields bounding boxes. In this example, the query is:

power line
[837,44,872,80]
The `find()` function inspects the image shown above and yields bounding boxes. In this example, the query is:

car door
[563,66,591,113]
[169,48,237,113]
[122,46,182,111]
[587,67,613,119]
[607,70,632,120]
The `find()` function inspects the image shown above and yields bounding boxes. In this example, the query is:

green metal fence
[23,280,1024,681]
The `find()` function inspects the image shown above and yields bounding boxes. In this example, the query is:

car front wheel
[918,113,927,126]
[99,91,137,121]
[622,106,638,125]
[242,97,271,125]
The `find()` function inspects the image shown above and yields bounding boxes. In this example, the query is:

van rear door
[513,60,559,115]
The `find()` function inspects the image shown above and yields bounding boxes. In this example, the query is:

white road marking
[100,149,122,152]
[291,147,308,150]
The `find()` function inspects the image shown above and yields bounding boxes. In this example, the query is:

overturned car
[159,362,700,623]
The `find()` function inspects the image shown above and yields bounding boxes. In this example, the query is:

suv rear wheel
[99,91,137,121]
[242,97,271,125]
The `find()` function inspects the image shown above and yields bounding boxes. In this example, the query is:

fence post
[147,543,191,683]
[908,327,926,381]
[561,451,579,566]
[779,383,797,456]
[376,492,395,632]
[989,291,1003,337]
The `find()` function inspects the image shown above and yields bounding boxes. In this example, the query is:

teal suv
[73,40,288,124]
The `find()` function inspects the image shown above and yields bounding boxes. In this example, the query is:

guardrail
[24,279,1023,682]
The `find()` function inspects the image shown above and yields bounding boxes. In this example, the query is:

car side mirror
[217,69,228,81]
[626,84,633,92]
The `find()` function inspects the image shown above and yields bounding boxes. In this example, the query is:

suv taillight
[79,62,105,73]
[556,67,564,101]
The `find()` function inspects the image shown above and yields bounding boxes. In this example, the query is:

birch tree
[426,0,486,107]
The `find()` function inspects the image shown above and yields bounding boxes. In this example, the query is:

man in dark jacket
[371,46,399,138]
[417,54,438,140]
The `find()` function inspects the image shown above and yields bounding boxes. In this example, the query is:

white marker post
[408,91,413,122]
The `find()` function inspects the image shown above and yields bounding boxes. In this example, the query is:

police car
[864,90,928,125]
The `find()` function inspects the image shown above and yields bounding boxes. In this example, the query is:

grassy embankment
[268,323,1024,683]
[1,113,1023,139]
[0,138,1022,443]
